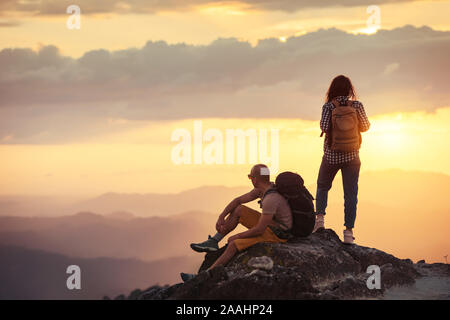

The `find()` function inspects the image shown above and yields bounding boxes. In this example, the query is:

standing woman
[314,75,370,244]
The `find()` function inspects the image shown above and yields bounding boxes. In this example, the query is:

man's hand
[228,234,241,243]
[216,215,226,234]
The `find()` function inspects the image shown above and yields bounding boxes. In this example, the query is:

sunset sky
[1,0,450,196]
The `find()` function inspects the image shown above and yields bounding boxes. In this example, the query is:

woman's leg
[341,156,361,229]
[316,156,340,216]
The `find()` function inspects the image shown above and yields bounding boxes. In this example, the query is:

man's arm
[216,189,260,233]
[229,193,277,241]
[218,190,259,219]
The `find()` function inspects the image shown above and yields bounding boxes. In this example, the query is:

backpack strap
[258,187,278,209]
[300,185,315,201]
[260,187,292,234]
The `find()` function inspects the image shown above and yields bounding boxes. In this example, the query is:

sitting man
[181,163,292,282]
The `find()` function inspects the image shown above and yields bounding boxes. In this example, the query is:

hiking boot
[343,229,355,245]
[190,235,219,253]
[180,272,196,282]
[313,214,325,232]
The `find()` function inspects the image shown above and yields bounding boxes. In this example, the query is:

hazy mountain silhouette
[0,245,199,300]
[0,194,85,217]
[65,169,450,217]
[2,169,447,218]
[68,185,249,216]
[0,211,215,261]
[0,186,250,217]
[0,169,448,265]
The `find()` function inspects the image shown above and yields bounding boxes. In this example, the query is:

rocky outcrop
[117,229,449,300]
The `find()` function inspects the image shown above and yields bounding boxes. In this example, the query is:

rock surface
[247,256,274,271]
[115,229,449,300]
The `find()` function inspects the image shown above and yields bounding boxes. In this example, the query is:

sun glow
[368,115,408,152]
[1,108,449,196]
[196,3,250,15]
[353,25,380,35]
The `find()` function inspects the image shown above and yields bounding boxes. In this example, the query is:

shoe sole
[190,244,218,253]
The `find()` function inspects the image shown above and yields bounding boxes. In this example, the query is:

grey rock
[127,289,142,300]
[124,229,448,300]
[247,256,274,271]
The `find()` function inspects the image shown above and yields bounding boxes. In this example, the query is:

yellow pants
[233,205,287,252]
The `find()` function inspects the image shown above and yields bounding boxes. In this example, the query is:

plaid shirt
[320,96,370,164]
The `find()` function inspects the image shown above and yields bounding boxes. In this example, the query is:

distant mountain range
[68,185,250,216]
[0,169,448,263]
[1,169,448,218]
[0,185,250,217]
[0,245,199,300]
[0,169,448,299]
[0,210,216,261]
[48,169,450,217]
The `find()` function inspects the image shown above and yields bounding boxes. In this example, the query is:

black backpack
[260,172,316,237]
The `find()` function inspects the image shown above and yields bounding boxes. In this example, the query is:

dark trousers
[315,155,361,229]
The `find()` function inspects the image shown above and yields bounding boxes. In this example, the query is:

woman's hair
[325,75,357,103]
